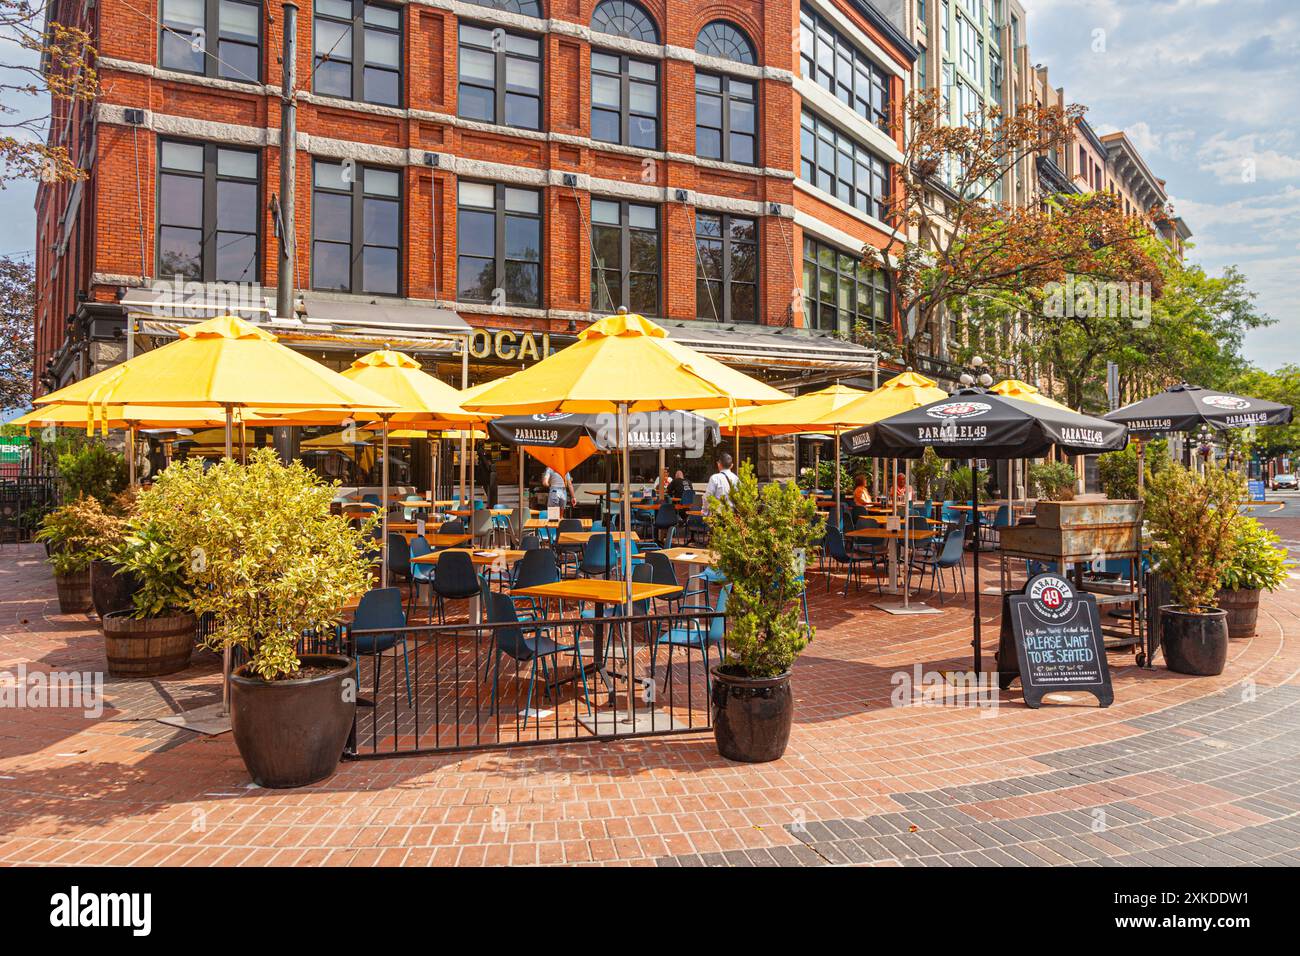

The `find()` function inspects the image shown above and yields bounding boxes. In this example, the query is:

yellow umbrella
[462,312,790,597]
[990,378,1073,412]
[460,312,789,414]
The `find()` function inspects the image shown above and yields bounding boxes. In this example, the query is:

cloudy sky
[1025,0,1298,370]
[1,0,1295,369]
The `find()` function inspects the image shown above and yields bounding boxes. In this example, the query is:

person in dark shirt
[666,469,693,500]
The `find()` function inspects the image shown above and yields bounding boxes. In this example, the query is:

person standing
[542,465,576,514]
[703,453,738,514]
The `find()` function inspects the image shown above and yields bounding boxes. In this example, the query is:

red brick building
[34,0,915,475]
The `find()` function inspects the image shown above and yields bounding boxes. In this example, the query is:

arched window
[463,0,543,16]
[695,20,755,65]
[591,0,659,44]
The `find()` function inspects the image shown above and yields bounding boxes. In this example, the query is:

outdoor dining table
[398,532,473,549]
[556,530,641,546]
[446,507,512,518]
[845,526,939,596]
[510,578,683,705]
[524,517,592,530]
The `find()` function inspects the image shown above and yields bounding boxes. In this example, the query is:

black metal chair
[908,528,967,605]
[432,550,482,623]
[484,590,590,728]
[554,518,585,576]
[822,527,872,596]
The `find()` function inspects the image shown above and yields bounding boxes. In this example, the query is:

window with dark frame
[313,0,401,107]
[457,23,542,131]
[160,0,261,82]
[695,212,757,324]
[695,73,756,165]
[695,20,755,64]
[456,181,542,307]
[156,139,260,282]
[311,160,402,295]
[801,237,889,338]
[799,110,892,221]
[590,198,659,316]
[591,50,659,149]
[590,0,659,43]
[798,8,890,131]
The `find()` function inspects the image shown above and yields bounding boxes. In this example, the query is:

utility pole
[276,2,298,323]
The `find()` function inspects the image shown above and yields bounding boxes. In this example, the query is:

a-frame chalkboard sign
[996,572,1114,708]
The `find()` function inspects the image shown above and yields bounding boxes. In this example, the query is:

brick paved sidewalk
[1,519,1298,867]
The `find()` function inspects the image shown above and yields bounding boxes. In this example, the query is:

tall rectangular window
[801,237,888,337]
[800,110,891,221]
[313,0,401,106]
[695,213,757,323]
[160,0,261,81]
[311,161,401,295]
[590,199,659,315]
[457,23,542,130]
[157,139,259,281]
[695,73,756,165]
[798,9,890,131]
[456,182,542,307]
[591,50,659,149]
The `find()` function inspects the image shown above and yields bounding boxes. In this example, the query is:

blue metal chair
[909,528,967,604]
[349,587,412,706]
[485,589,590,727]
[650,585,729,695]
[579,533,618,577]
[386,532,412,589]
[554,518,585,575]
[438,518,465,534]
[652,500,679,546]
[822,526,871,596]
[432,550,482,623]
[408,535,435,619]
[510,547,559,621]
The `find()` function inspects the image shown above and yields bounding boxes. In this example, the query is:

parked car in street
[1271,473,1297,490]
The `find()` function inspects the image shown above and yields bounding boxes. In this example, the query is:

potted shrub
[140,450,374,788]
[35,497,122,613]
[1144,463,1243,676]
[57,440,128,505]
[88,490,140,619]
[1217,517,1290,639]
[705,463,824,763]
[1029,460,1079,502]
[101,516,196,677]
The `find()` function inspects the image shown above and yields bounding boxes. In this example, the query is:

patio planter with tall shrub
[101,516,196,677]
[705,464,824,763]
[37,495,129,615]
[1144,464,1244,676]
[1216,516,1291,639]
[138,450,374,788]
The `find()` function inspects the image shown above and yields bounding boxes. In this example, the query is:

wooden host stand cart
[997,499,1151,667]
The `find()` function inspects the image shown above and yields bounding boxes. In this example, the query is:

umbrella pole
[903,458,911,609]
[834,426,842,530]
[972,460,982,674]
[605,451,612,580]
[221,404,234,717]
[518,449,526,537]
[381,417,391,589]
[1136,439,1146,495]
[127,425,137,488]
[620,403,633,606]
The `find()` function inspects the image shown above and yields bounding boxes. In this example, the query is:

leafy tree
[56,440,127,503]
[1144,464,1243,612]
[1,0,99,185]
[706,463,824,678]
[864,91,1162,366]
[1227,364,1300,463]
[0,254,34,410]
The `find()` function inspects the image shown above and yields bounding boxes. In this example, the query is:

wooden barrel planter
[90,560,140,620]
[103,610,197,677]
[1216,588,1260,640]
[54,569,93,614]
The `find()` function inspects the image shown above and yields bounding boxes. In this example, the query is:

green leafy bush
[109,518,192,618]
[57,442,128,504]
[1145,463,1244,612]
[136,449,374,680]
[1097,439,1168,499]
[1220,517,1291,592]
[944,464,989,502]
[36,496,127,576]
[1028,460,1079,500]
[707,463,824,678]
[912,447,944,501]
[798,455,872,493]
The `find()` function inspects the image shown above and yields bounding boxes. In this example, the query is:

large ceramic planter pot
[53,568,92,614]
[90,559,140,620]
[103,610,196,677]
[711,667,793,763]
[1216,588,1260,640]
[230,654,356,789]
[1160,605,1229,676]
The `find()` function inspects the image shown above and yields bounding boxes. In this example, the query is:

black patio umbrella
[489,410,719,573]
[841,389,1130,673]
[1105,383,1293,489]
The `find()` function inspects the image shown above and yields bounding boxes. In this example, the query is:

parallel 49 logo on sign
[1026,574,1074,621]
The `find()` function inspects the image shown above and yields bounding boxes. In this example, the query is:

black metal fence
[343,606,727,757]
[0,475,60,544]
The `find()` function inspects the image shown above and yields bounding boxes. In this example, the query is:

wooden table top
[512,579,682,604]
[446,507,512,517]
[658,547,719,566]
[556,530,641,545]
[412,547,525,566]
[948,504,1000,512]
[523,517,592,529]
[398,532,473,548]
[845,527,938,540]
